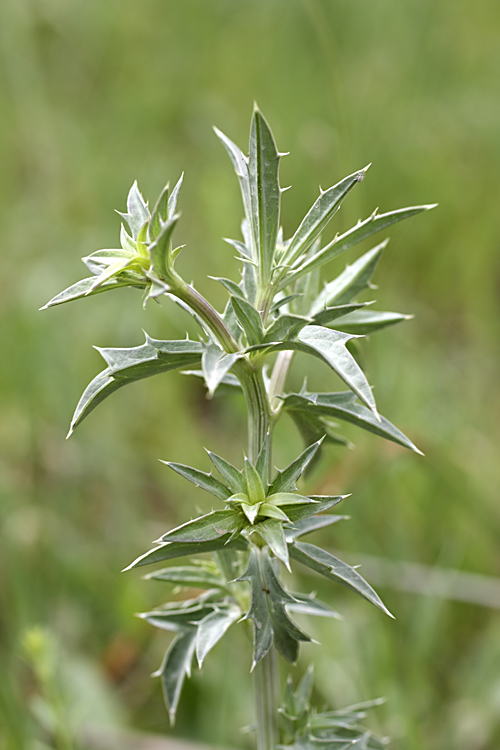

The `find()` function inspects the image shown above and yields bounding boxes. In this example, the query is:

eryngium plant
[43,107,434,749]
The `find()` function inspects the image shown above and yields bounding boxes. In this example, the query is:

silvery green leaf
[286,593,341,620]
[284,204,436,287]
[284,167,369,267]
[269,441,322,494]
[149,183,169,241]
[157,631,197,725]
[239,548,309,666]
[289,542,393,617]
[287,408,351,456]
[285,514,347,541]
[211,276,245,299]
[332,309,412,335]
[256,518,290,570]
[144,564,225,588]
[201,340,240,396]
[207,452,247,494]
[231,296,264,346]
[83,247,135,276]
[241,502,261,525]
[294,664,314,713]
[167,173,184,219]
[224,236,250,258]
[159,510,245,544]
[196,604,241,666]
[259,503,290,522]
[162,461,231,501]
[214,128,255,261]
[118,181,150,239]
[267,493,312,506]
[270,294,302,315]
[222,298,244,343]
[183,369,242,394]
[285,496,345,523]
[88,257,137,291]
[248,107,281,286]
[310,242,386,314]
[142,596,216,632]
[148,215,179,279]
[244,458,266,504]
[298,326,377,416]
[68,338,202,436]
[41,275,145,309]
[124,535,248,570]
[281,391,421,454]
[263,314,310,344]
[311,302,370,327]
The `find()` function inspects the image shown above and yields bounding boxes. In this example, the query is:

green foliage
[43,108,432,734]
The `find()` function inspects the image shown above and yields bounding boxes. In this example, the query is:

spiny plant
[43,106,434,749]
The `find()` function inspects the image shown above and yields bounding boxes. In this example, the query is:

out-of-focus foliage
[1,1,499,749]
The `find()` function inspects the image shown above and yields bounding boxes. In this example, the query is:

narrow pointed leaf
[256,519,290,570]
[284,204,436,287]
[311,303,370,327]
[158,631,197,725]
[270,294,302,314]
[167,173,184,219]
[281,391,421,454]
[244,458,266,504]
[149,183,169,241]
[287,408,351,456]
[211,276,244,299]
[162,462,231,501]
[259,503,290,522]
[268,493,313,506]
[196,604,241,666]
[124,535,248,570]
[148,215,179,279]
[41,276,145,309]
[286,593,341,620]
[201,341,240,396]
[285,496,345,523]
[332,309,411,335]
[289,541,393,617]
[83,248,135,276]
[68,338,202,435]
[119,181,150,239]
[310,243,386,314]
[207,452,247,494]
[269,441,322,494]
[263,314,310,344]
[298,326,377,415]
[144,565,225,588]
[249,107,281,285]
[285,514,346,541]
[238,548,273,664]
[159,510,245,544]
[241,502,261,525]
[231,296,264,346]
[284,167,369,266]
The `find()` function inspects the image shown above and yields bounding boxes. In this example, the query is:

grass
[1,1,499,748]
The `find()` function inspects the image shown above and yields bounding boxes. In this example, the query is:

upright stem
[254,647,280,750]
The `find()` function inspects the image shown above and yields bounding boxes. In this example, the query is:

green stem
[254,647,280,750]
[233,360,270,464]
[174,280,239,353]
[268,350,295,414]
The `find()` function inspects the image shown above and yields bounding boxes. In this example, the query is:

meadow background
[1,1,500,748]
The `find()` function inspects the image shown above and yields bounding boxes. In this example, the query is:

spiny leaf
[284,204,436,288]
[157,631,197,725]
[144,565,225,588]
[68,338,202,436]
[231,296,264,346]
[83,248,135,276]
[281,391,422,454]
[148,214,179,279]
[118,181,150,239]
[332,309,412,335]
[269,441,322,495]
[161,462,232,501]
[207,451,247,494]
[263,314,310,344]
[311,303,370,327]
[284,167,369,267]
[196,604,241,667]
[41,275,145,309]
[285,496,345,523]
[167,173,184,219]
[310,242,386,314]
[289,541,393,617]
[244,458,266,504]
[159,509,245,544]
[256,518,290,570]
[284,515,347,541]
[123,535,248,570]
[286,593,341,620]
[149,183,169,241]
[249,106,282,286]
[201,341,240,396]
[211,276,245,299]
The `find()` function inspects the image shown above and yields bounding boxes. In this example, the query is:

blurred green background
[1,0,500,748]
